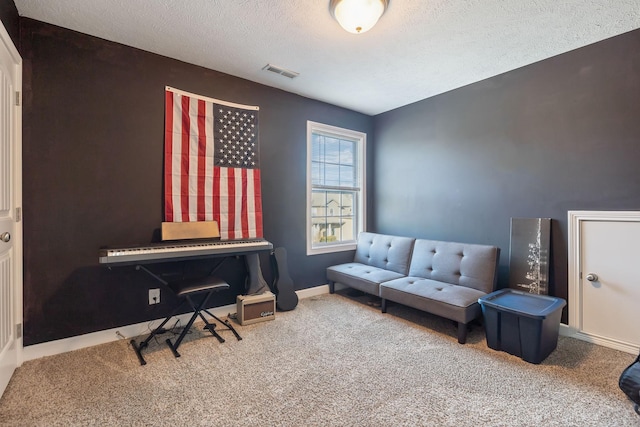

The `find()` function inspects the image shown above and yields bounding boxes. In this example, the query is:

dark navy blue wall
[20,18,373,345]
[373,29,640,321]
[12,6,640,342]
[0,0,18,47]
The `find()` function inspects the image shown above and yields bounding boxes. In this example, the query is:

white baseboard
[21,303,236,363]
[559,323,574,337]
[559,323,638,355]
[21,285,331,363]
[296,284,330,298]
[24,287,636,363]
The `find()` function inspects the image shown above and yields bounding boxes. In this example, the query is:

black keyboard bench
[131,270,242,365]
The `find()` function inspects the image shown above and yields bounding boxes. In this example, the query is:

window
[307,121,366,255]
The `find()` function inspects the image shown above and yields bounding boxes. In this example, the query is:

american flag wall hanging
[164,87,263,240]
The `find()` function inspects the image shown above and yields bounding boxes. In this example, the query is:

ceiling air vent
[262,64,299,79]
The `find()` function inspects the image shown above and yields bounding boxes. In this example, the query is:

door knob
[0,232,10,243]
[585,273,598,282]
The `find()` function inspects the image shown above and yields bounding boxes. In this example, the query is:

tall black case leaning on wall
[619,351,640,415]
[271,247,298,311]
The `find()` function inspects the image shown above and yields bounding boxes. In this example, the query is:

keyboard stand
[130,264,242,365]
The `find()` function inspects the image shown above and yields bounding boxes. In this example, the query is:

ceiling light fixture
[329,0,389,34]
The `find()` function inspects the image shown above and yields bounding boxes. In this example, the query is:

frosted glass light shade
[330,0,389,34]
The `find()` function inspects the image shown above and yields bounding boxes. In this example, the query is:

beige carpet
[0,291,638,426]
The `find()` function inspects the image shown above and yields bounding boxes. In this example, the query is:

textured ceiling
[13,0,640,115]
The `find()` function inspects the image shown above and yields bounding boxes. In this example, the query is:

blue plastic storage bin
[478,289,566,364]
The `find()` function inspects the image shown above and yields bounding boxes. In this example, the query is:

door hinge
[15,91,20,107]
[15,207,21,222]
[16,323,22,339]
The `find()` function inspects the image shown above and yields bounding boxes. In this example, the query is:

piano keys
[99,238,273,265]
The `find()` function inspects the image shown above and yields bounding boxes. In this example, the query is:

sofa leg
[381,298,387,313]
[457,322,468,344]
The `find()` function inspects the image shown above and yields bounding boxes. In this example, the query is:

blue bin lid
[478,289,566,319]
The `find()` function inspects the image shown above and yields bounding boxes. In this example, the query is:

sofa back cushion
[353,232,415,275]
[408,239,500,293]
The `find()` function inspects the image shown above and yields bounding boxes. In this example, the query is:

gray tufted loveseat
[327,232,500,344]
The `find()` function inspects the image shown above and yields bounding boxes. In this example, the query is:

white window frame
[306,121,366,255]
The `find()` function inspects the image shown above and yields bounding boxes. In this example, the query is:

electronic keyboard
[99,238,273,265]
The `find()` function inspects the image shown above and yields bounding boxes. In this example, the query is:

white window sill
[307,242,357,256]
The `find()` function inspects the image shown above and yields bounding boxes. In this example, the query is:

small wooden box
[236,291,276,325]
[161,221,220,241]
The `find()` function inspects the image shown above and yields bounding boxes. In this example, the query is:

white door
[0,23,22,397]
[568,211,640,354]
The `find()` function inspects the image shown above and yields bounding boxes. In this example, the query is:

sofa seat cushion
[327,263,405,296]
[380,277,487,323]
